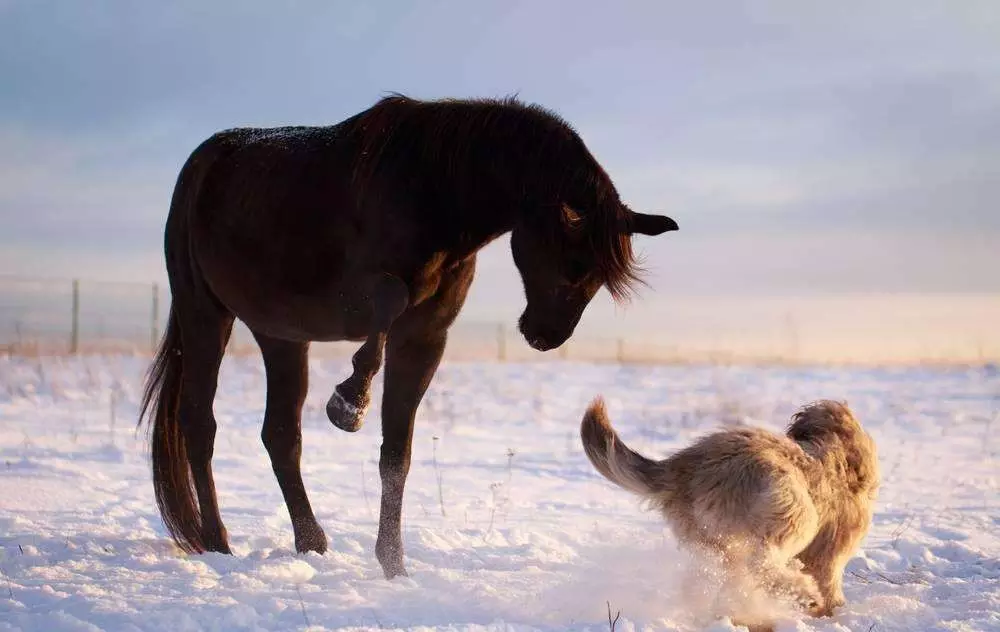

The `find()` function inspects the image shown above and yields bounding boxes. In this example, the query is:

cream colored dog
[580,397,879,626]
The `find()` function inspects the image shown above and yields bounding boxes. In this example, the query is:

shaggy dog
[580,397,879,628]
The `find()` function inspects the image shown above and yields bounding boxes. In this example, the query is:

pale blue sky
[1,1,998,341]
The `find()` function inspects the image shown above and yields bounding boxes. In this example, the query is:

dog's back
[581,400,821,551]
[667,427,821,551]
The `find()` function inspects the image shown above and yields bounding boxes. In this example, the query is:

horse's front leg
[373,259,475,579]
[327,274,409,432]
[375,329,448,578]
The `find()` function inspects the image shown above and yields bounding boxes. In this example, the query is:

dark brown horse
[138,95,677,578]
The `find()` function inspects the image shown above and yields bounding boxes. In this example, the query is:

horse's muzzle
[519,312,570,352]
[527,336,557,352]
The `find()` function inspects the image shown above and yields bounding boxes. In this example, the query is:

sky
[1,1,998,356]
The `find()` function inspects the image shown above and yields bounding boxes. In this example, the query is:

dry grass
[3,338,994,371]
[606,601,621,632]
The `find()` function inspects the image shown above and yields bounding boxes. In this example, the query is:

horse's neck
[440,199,523,260]
[450,219,514,262]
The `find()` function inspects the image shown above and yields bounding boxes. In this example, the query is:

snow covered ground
[0,354,997,631]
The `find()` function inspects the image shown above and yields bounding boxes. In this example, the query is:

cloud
[604,69,1000,234]
[1,0,998,294]
[0,126,181,253]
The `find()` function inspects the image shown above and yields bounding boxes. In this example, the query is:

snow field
[0,355,997,631]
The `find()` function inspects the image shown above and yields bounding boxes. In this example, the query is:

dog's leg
[748,546,824,614]
[712,547,781,632]
[797,514,870,617]
[747,477,829,614]
[797,550,850,617]
[327,274,409,432]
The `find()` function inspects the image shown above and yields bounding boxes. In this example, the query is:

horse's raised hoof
[326,387,369,432]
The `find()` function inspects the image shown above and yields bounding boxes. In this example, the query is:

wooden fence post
[70,279,80,354]
[497,323,507,362]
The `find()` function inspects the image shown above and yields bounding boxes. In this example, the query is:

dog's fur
[580,397,879,625]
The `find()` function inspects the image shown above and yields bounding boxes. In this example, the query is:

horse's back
[187,123,359,252]
[173,120,380,341]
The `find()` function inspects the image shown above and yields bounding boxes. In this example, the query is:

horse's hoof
[293,521,328,555]
[381,562,409,580]
[376,541,408,579]
[326,388,368,432]
[204,539,232,555]
[201,527,232,555]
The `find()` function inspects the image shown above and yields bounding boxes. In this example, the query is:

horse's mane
[345,94,643,302]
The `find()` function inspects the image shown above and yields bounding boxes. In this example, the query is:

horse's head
[511,202,677,351]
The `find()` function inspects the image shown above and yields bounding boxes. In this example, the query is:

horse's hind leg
[253,332,327,554]
[177,304,234,553]
[327,274,409,432]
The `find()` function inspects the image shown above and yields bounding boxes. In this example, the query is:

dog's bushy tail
[580,396,671,498]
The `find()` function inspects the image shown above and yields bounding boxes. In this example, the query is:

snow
[0,354,997,631]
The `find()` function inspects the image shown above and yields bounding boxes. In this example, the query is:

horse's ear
[625,212,678,236]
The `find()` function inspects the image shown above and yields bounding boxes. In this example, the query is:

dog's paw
[805,598,841,618]
[797,593,818,609]
[795,585,826,615]
[731,619,775,632]
[808,594,844,618]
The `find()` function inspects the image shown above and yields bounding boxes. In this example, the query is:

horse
[138,94,677,579]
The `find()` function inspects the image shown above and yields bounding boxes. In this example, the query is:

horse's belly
[234,304,370,343]
[191,211,380,342]
[203,267,374,342]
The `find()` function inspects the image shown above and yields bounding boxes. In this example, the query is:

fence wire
[0,275,717,363]
[1,275,996,366]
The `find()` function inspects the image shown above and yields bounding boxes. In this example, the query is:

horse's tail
[138,306,203,553]
[137,137,228,554]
